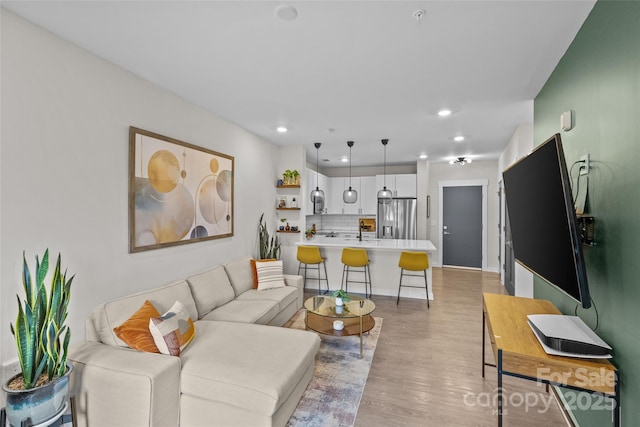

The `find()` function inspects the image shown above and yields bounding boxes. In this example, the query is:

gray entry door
[442,186,482,268]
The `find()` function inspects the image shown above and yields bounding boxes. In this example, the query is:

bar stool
[397,251,430,307]
[340,248,372,298]
[297,246,329,294]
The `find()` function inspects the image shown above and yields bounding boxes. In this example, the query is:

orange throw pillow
[113,300,161,353]
[251,258,277,288]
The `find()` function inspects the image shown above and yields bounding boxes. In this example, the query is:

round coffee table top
[304,295,375,319]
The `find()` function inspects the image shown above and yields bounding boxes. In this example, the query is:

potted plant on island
[305,228,315,240]
[2,250,75,426]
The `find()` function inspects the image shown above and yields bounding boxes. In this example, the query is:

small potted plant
[3,250,75,426]
[283,170,293,185]
[291,169,300,185]
[332,289,351,306]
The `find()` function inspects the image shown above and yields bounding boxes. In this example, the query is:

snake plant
[258,213,281,259]
[9,250,74,390]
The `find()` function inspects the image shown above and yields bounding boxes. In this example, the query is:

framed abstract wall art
[129,127,234,252]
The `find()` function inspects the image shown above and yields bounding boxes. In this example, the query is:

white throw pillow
[255,260,286,291]
[149,300,196,356]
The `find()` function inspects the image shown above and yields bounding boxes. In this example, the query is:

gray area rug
[284,309,383,427]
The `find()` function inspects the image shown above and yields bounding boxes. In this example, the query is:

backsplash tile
[306,214,375,233]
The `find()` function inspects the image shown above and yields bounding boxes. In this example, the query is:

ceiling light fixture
[343,141,358,204]
[438,109,452,117]
[454,135,465,142]
[377,139,393,204]
[341,157,348,163]
[419,154,428,159]
[449,157,472,165]
[310,143,325,210]
[276,126,288,133]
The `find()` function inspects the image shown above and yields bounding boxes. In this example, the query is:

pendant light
[377,139,393,203]
[343,141,357,203]
[310,142,325,210]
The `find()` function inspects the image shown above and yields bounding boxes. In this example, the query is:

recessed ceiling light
[274,4,298,21]
[438,109,452,117]
[419,154,428,159]
[454,135,465,142]
[276,126,288,133]
[341,157,349,163]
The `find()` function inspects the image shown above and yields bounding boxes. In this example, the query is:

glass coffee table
[304,295,376,358]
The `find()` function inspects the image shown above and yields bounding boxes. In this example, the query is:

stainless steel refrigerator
[377,197,417,239]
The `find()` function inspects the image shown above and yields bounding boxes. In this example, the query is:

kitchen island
[295,236,437,300]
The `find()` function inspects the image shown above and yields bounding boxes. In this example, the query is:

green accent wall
[534,1,640,425]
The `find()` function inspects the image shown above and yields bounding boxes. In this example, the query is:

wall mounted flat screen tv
[502,133,591,308]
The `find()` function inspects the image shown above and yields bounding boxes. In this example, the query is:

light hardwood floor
[307,267,569,427]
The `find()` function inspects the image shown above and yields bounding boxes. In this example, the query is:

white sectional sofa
[69,255,320,427]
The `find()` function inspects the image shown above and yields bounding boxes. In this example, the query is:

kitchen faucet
[358,220,365,242]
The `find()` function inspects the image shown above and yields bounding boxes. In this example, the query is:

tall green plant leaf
[10,250,74,389]
[13,296,34,388]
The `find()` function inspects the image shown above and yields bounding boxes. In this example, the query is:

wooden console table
[482,293,619,426]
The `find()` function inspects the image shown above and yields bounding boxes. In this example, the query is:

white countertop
[296,236,436,252]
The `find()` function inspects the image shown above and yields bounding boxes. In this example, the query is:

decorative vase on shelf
[285,223,291,231]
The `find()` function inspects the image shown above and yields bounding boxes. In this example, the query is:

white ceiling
[2,1,595,167]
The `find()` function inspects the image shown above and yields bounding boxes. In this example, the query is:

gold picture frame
[129,127,234,252]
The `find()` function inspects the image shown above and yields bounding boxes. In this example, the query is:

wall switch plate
[580,153,590,175]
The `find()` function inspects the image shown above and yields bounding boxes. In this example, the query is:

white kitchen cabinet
[306,168,329,215]
[318,173,329,214]
[395,174,417,197]
[375,174,416,198]
[360,176,377,215]
[306,168,316,215]
[343,177,361,214]
[329,177,361,214]
[329,177,344,214]
[376,174,395,196]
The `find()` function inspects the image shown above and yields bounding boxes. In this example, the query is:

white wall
[0,11,282,370]
[416,159,430,240]
[498,123,533,177]
[275,147,306,274]
[426,160,500,272]
[498,123,534,296]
